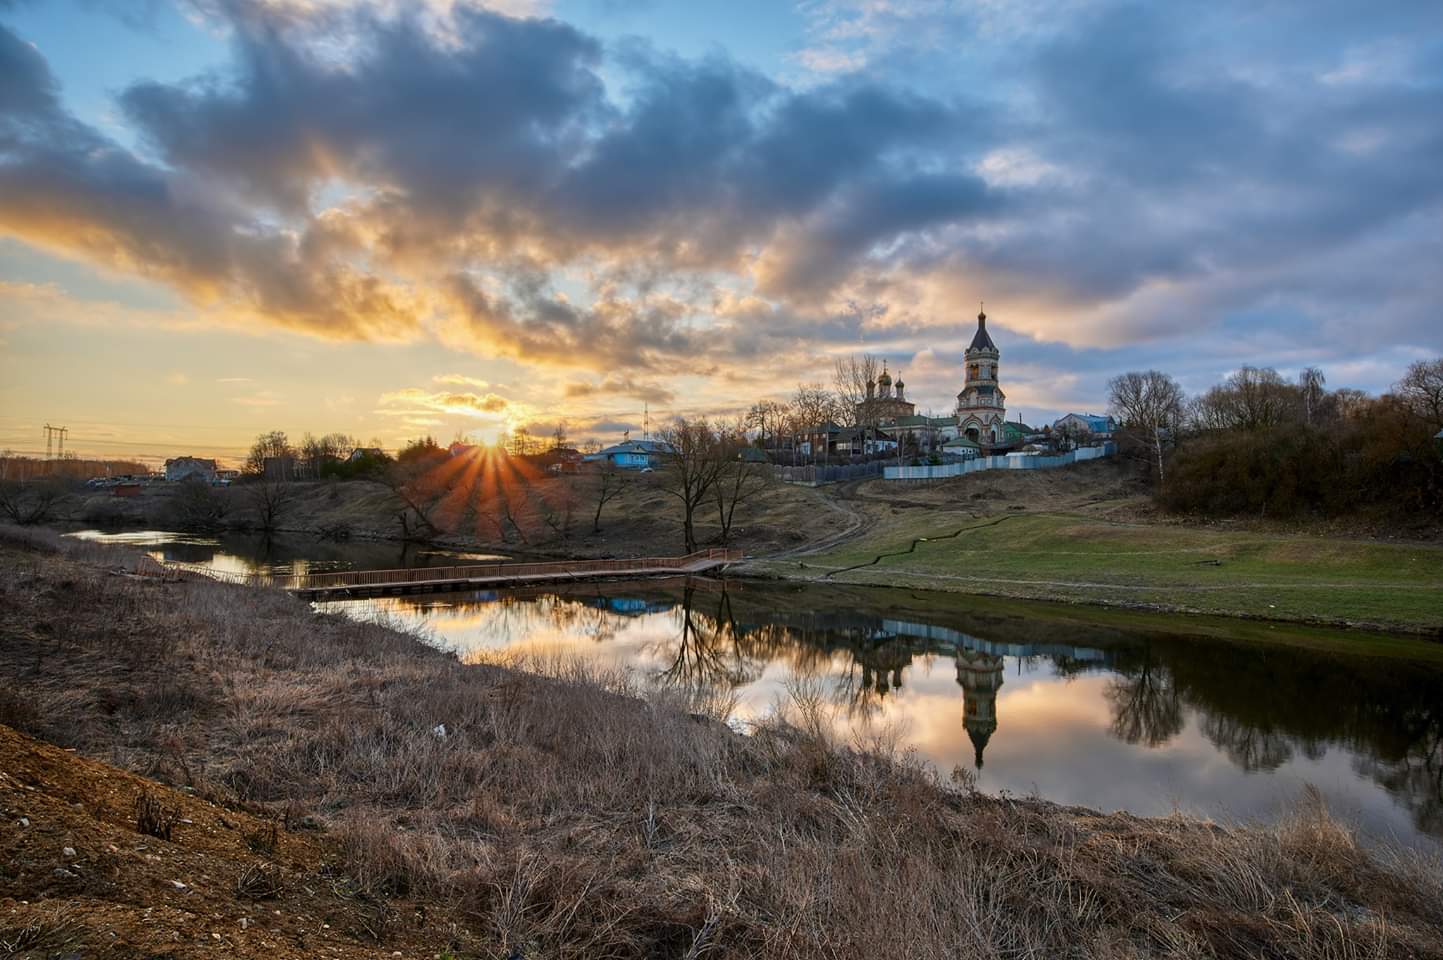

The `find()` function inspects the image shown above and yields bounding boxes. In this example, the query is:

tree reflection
[653,584,763,691]
[1104,650,1183,747]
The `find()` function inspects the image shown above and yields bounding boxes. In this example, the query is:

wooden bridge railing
[135,548,744,592]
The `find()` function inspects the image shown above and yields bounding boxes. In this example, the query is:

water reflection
[324,578,1443,848]
[65,527,507,578]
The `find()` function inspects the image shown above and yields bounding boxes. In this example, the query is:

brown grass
[2,524,1441,959]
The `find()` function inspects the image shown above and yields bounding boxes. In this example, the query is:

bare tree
[1396,358,1443,429]
[1298,367,1327,426]
[1108,370,1186,484]
[382,455,445,540]
[538,478,578,544]
[244,430,293,476]
[832,354,880,432]
[745,400,788,449]
[591,463,627,534]
[0,477,69,525]
[1191,366,1296,432]
[243,474,295,534]
[713,420,770,545]
[168,477,228,532]
[657,417,727,553]
[298,432,357,479]
[789,382,837,462]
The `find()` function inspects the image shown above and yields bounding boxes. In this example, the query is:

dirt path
[766,481,875,559]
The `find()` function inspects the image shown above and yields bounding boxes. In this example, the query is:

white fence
[883,443,1116,481]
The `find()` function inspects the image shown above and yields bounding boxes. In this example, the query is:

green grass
[754,511,1443,633]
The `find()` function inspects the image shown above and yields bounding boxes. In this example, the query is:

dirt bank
[3,529,1442,959]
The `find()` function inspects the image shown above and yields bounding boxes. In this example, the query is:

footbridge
[136,548,744,600]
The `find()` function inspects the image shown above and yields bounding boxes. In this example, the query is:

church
[841,305,1011,456]
[955,307,1007,444]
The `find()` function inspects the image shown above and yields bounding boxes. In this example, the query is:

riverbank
[3,531,1443,958]
[743,507,1443,636]
[62,461,1443,635]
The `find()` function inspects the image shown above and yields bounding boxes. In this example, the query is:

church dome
[878,366,892,385]
[967,308,997,354]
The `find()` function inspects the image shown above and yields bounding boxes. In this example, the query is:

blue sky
[1,0,1441,463]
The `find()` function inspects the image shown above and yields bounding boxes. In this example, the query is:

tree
[168,476,228,532]
[713,420,770,544]
[299,432,357,479]
[790,382,837,463]
[657,417,728,553]
[244,431,293,476]
[385,440,448,539]
[243,474,295,534]
[1107,370,1186,484]
[1298,367,1326,426]
[1191,366,1296,433]
[1396,358,1443,429]
[590,463,627,533]
[745,400,788,448]
[551,421,570,451]
[832,354,880,433]
[0,476,69,525]
[538,477,578,544]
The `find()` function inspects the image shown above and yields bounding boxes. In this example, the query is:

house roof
[1057,413,1114,432]
[967,310,997,353]
[599,439,672,457]
[944,437,981,448]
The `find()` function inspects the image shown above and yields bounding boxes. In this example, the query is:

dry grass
[2,526,1441,959]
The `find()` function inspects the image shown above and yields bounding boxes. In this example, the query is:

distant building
[585,438,673,470]
[1053,413,1116,439]
[942,437,981,460]
[349,447,386,462]
[164,456,216,483]
[262,455,296,481]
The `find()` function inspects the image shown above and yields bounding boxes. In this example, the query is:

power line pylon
[42,424,69,461]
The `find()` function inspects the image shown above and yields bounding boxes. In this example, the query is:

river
[68,527,1443,849]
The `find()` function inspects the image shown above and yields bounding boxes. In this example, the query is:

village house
[163,456,217,483]
[1053,413,1116,440]
[585,437,673,470]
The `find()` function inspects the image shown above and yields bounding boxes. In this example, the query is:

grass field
[749,510,1443,633]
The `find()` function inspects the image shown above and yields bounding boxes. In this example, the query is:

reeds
[3,536,1441,959]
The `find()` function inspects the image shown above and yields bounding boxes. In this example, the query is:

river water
[69,528,1443,849]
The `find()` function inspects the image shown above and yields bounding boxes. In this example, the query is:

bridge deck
[136,549,743,600]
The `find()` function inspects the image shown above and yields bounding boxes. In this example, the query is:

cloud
[562,374,675,405]
[432,373,490,389]
[232,389,284,407]
[2,0,1442,412]
[378,386,510,416]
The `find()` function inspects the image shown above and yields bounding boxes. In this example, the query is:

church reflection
[346,577,1443,842]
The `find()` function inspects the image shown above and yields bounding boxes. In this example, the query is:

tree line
[1107,358,1443,522]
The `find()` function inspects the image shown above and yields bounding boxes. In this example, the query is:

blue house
[1053,413,1116,438]
[584,438,673,470]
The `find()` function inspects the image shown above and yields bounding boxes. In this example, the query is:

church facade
[955,308,1007,445]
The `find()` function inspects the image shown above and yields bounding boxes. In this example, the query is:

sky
[1,0,1441,466]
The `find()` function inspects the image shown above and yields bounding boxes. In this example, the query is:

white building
[164,456,217,483]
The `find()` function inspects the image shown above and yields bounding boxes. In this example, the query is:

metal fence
[772,461,886,485]
[883,443,1116,481]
